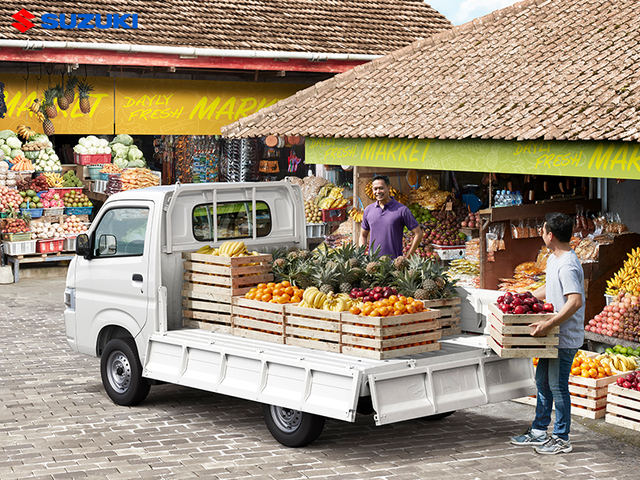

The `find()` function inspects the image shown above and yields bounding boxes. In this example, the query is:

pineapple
[292,259,314,289]
[337,261,359,294]
[64,75,79,104]
[312,264,339,295]
[371,255,396,288]
[421,278,438,299]
[42,87,58,119]
[42,116,55,136]
[392,269,424,299]
[393,255,408,271]
[78,80,94,114]
[55,83,69,111]
[434,276,446,292]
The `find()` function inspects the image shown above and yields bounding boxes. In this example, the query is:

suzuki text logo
[10,11,139,31]
[12,9,35,32]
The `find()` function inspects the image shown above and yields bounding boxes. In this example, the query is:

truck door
[74,202,154,356]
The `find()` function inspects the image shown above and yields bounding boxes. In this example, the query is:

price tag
[445,202,453,211]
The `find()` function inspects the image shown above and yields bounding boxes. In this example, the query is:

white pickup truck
[64,182,535,447]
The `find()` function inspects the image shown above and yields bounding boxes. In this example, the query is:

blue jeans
[532,348,578,440]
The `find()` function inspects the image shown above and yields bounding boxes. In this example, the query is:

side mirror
[76,233,92,259]
[97,234,117,256]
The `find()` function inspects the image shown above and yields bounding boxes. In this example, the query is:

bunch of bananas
[28,99,46,123]
[596,352,639,373]
[365,180,375,200]
[349,207,364,223]
[195,241,261,258]
[16,124,38,140]
[317,186,348,209]
[298,287,353,312]
[606,247,640,296]
[42,172,64,187]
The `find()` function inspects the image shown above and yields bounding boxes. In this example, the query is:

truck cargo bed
[143,329,536,425]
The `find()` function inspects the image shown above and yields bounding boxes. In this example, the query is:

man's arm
[359,227,370,248]
[532,284,546,302]
[406,226,423,257]
[530,292,582,337]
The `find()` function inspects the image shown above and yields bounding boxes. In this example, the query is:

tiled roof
[222,0,640,143]
[0,1,451,55]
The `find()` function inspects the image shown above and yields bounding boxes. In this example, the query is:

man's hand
[530,318,553,337]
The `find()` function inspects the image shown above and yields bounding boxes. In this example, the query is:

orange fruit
[267,282,276,288]
[257,283,267,289]
[362,304,373,316]
[273,288,284,296]
[261,293,272,301]
[406,304,416,314]
[284,286,294,296]
[281,280,291,287]
[291,295,301,303]
[350,305,361,315]
[388,295,398,303]
[370,308,381,317]
[379,306,389,317]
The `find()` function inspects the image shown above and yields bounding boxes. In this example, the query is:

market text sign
[306,137,640,180]
[0,74,114,134]
[115,78,306,135]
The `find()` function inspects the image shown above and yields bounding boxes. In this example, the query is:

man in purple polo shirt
[359,175,423,258]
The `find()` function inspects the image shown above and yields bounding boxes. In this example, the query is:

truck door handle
[132,274,143,282]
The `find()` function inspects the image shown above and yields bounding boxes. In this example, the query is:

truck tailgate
[143,331,535,425]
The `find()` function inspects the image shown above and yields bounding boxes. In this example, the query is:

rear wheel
[262,404,325,447]
[101,338,150,406]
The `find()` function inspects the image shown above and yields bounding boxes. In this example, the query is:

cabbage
[0,130,16,140]
[0,139,4,146]
[96,146,105,154]
[10,148,22,159]
[78,137,91,148]
[73,145,89,155]
[0,145,11,156]
[104,146,111,155]
[114,157,129,169]
[6,137,22,149]
[110,134,133,146]
[111,143,128,157]
[128,146,143,161]
[128,159,146,168]
[86,135,100,147]
[99,138,109,147]
[24,150,39,161]
[31,134,49,143]
[88,147,98,155]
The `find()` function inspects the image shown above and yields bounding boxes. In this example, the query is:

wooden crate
[424,297,461,336]
[568,373,622,419]
[182,251,273,298]
[284,304,343,353]
[487,303,558,358]
[231,297,286,344]
[182,283,232,333]
[606,384,640,432]
[340,309,441,360]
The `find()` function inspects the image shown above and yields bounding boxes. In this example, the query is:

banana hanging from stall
[349,207,364,223]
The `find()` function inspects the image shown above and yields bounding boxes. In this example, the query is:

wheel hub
[107,351,132,394]
[270,406,302,432]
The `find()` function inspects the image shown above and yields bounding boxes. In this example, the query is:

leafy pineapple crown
[77,80,94,98]
[42,87,57,106]
[65,75,79,91]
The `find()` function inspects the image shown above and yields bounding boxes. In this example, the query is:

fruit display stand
[340,310,441,359]
[424,297,461,336]
[181,251,273,331]
[568,372,628,419]
[232,297,287,344]
[284,305,343,353]
[487,303,559,358]
[606,384,640,431]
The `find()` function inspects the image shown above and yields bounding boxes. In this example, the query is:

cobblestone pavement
[2,278,640,480]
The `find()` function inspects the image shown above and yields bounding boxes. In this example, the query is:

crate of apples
[496,291,553,315]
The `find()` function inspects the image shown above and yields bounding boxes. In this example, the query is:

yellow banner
[115,78,306,135]
[0,74,114,134]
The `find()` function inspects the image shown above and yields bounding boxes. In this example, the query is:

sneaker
[510,427,549,446]
[535,435,572,454]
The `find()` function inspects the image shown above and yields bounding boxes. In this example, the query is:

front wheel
[101,338,150,406]
[262,404,325,447]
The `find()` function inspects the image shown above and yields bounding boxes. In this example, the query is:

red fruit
[618,377,626,385]
[514,305,526,315]
[543,303,554,312]
[512,298,522,306]
[623,381,632,389]
[373,286,383,294]
[363,296,374,303]
[532,303,543,312]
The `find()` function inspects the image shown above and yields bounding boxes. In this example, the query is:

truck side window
[92,207,150,257]
[193,201,271,241]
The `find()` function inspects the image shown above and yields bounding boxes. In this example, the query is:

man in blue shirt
[510,212,585,455]
[359,175,423,258]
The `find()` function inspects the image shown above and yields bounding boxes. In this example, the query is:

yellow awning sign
[306,137,640,180]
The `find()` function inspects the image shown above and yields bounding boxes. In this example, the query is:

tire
[262,404,325,447]
[423,411,455,421]
[101,337,150,406]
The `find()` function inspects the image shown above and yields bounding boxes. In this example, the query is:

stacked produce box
[181,242,464,360]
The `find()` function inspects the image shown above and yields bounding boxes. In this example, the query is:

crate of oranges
[568,350,630,419]
[233,282,303,343]
[340,295,441,360]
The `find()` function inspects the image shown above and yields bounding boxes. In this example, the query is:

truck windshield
[92,207,149,257]
[192,201,271,241]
